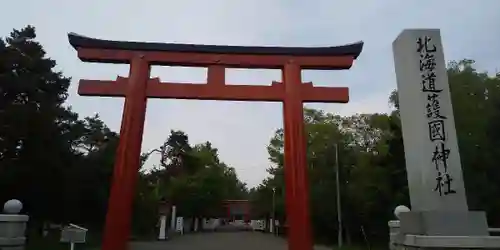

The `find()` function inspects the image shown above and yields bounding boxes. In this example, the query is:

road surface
[129,231,331,250]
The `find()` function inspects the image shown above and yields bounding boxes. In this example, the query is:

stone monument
[0,199,29,250]
[170,205,177,231]
[175,217,184,235]
[393,29,500,248]
[157,200,170,241]
[158,215,167,240]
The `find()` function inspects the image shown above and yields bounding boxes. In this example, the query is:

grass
[24,229,157,250]
[25,229,102,250]
[26,239,99,250]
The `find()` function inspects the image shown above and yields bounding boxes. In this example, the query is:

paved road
[129,231,331,250]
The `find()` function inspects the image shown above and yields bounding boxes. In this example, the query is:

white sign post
[170,205,177,230]
[60,224,88,250]
[194,217,199,232]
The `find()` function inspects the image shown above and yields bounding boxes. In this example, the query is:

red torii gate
[68,33,363,250]
[222,200,251,221]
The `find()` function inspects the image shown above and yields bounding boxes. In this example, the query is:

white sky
[2,0,499,187]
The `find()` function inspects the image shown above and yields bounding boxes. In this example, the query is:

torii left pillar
[104,56,149,250]
[68,32,363,250]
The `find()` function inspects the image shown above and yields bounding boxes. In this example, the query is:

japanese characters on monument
[417,36,455,197]
[393,29,468,211]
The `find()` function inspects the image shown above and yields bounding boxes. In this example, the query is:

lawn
[25,229,102,250]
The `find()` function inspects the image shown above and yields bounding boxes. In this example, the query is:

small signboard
[60,224,88,250]
[251,220,265,231]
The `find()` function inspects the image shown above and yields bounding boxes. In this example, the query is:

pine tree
[0,25,76,222]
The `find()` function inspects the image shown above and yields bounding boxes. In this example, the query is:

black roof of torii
[68,33,363,59]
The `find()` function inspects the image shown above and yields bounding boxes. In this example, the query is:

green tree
[134,130,249,233]
[254,59,500,246]
[0,26,76,223]
[0,26,124,249]
[391,59,500,226]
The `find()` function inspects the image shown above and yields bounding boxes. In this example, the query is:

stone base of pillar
[0,200,29,250]
[388,220,400,250]
[401,234,500,249]
[395,211,500,249]
[0,236,25,250]
[399,211,488,237]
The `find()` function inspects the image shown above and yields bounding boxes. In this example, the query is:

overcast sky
[2,0,499,187]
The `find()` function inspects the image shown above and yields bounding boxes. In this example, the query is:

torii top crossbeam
[68,33,362,102]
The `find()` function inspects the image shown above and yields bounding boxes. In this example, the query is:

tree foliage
[138,131,248,220]
[251,59,500,245]
[0,26,248,243]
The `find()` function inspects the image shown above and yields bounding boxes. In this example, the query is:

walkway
[129,231,331,250]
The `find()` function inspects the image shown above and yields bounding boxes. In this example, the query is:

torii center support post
[68,33,363,250]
